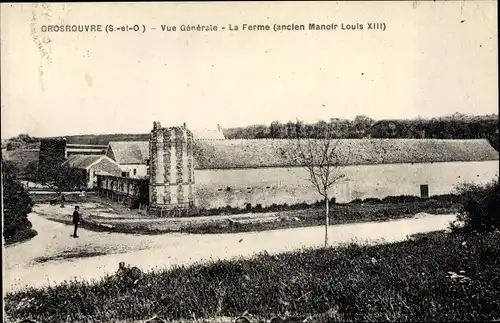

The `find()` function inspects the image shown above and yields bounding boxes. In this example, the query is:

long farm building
[89,122,499,216]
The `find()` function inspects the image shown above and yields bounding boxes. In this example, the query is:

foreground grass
[5,230,500,322]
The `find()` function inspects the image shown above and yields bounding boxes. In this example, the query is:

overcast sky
[1,1,497,138]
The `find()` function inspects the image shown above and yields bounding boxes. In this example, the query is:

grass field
[4,230,500,322]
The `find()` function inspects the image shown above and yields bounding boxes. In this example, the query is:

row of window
[121,169,137,177]
[103,182,136,192]
[217,185,274,192]
[92,169,137,177]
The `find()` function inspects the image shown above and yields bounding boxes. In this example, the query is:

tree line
[4,113,499,150]
[224,114,499,150]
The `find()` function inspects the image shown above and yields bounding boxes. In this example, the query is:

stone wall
[148,122,195,216]
[193,160,499,209]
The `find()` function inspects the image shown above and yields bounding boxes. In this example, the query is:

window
[133,169,137,176]
[265,185,271,189]
[217,188,223,192]
[121,172,127,177]
[420,185,429,198]
[226,187,231,192]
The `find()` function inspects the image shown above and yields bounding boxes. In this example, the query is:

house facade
[94,122,499,216]
[63,154,123,189]
[105,141,149,178]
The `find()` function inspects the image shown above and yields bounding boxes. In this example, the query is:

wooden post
[325,197,329,247]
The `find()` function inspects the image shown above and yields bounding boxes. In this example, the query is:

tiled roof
[107,141,149,165]
[63,155,104,169]
[192,138,499,169]
[104,138,499,170]
[191,128,225,140]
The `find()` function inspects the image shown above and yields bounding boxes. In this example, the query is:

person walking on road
[72,206,81,238]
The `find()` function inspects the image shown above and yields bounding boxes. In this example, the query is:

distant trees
[4,133,39,150]
[353,115,376,136]
[369,117,498,142]
[223,114,498,151]
[2,158,37,244]
[281,120,348,247]
[4,114,498,152]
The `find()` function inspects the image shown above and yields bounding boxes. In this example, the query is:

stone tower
[149,122,195,216]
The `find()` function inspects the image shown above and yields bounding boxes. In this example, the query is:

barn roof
[63,155,104,169]
[191,128,225,140]
[107,141,149,165]
[103,138,499,169]
[192,138,499,169]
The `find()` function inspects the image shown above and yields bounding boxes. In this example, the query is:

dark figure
[72,206,81,238]
[60,193,66,208]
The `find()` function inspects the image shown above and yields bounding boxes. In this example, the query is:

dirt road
[3,212,457,295]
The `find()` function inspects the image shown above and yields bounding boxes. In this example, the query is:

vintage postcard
[1,1,498,322]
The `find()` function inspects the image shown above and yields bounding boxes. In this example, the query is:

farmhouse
[105,141,149,178]
[62,154,123,189]
[95,122,499,216]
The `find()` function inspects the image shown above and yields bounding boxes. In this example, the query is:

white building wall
[119,164,148,178]
[193,160,499,209]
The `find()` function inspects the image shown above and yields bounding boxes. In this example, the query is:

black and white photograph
[1,1,499,322]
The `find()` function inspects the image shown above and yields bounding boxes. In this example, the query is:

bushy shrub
[130,178,149,209]
[2,159,37,244]
[452,178,499,234]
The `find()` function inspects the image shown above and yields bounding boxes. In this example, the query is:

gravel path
[3,212,457,295]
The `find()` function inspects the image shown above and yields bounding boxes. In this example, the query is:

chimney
[217,124,221,131]
[183,122,187,129]
[153,121,162,130]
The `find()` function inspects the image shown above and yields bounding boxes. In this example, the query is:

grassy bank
[5,230,500,322]
[41,197,459,235]
[185,199,458,234]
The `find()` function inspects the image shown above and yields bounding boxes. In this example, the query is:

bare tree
[282,121,348,247]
